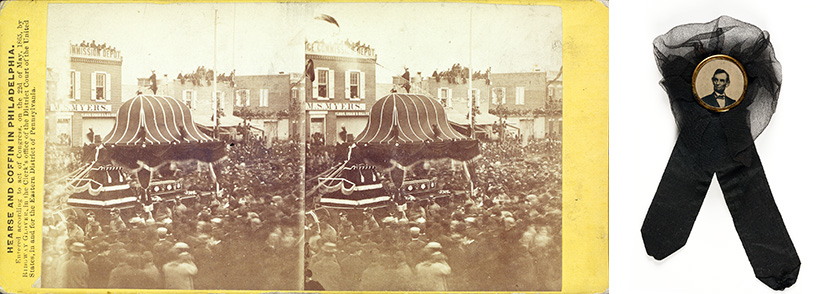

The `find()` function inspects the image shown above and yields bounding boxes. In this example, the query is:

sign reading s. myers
[49,104,112,112]
[306,102,366,111]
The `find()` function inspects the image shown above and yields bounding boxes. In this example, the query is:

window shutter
[328,70,335,99]
[492,88,497,105]
[106,73,111,101]
[438,88,443,99]
[447,89,452,107]
[344,70,351,99]
[245,90,251,106]
[90,72,97,101]
[360,72,366,100]
[474,89,480,107]
[312,68,319,99]
[516,87,525,105]
[192,91,197,109]
[74,73,81,101]
[502,88,507,104]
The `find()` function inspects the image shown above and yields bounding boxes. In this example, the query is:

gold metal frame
[692,54,748,112]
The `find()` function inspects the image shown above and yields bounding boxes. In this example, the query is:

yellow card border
[0,1,608,293]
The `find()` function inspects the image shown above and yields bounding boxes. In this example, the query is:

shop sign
[50,104,112,112]
[306,102,366,111]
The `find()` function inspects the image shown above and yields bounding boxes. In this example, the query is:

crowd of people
[42,114,562,291]
[431,64,491,84]
[44,144,83,183]
[305,138,562,291]
[175,66,235,86]
[76,40,117,52]
[42,135,303,290]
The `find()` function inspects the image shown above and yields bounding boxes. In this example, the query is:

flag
[402,69,411,93]
[315,14,340,28]
[305,59,315,82]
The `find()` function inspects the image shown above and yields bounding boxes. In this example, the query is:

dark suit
[701,93,736,108]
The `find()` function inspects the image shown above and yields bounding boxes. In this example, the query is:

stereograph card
[0,1,607,293]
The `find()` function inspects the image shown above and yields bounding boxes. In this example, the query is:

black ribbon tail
[641,136,713,260]
[716,145,800,290]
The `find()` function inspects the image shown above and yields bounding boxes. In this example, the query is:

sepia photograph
[302,3,564,291]
[693,55,747,111]
[36,1,565,292]
[0,0,609,293]
[40,3,305,290]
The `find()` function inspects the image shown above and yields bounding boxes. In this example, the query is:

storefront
[48,103,118,146]
[305,102,368,144]
[48,41,124,147]
[304,39,377,145]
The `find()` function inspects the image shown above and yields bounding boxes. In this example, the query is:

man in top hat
[153,227,174,268]
[310,242,343,290]
[339,241,368,290]
[149,70,158,94]
[61,242,90,288]
[415,251,451,291]
[87,241,116,288]
[109,209,127,233]
[108,252,152,289]
[85,211,103,237]
[163,252,198,290]
[405,227,427,267]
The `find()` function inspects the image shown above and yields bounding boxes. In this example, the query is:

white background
[611,1,818,293]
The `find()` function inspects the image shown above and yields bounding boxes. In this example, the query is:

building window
[183,90,197,109]
[291,88,299,101]
[212,91,225,110]
[438,88,452,108]
[259,89,269,107]
[347,70,362,100]
[235,89,250,106]
[515,87,525,105]
[492,87,506,105]
[95,73,106,100]
[91,71,110,102]
[350,71,359,99]
[471,88,480,107]
[312,68,334,100]
[557,86,563,101]
[318,69,329,98]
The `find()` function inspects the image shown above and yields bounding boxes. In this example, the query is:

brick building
[138,74,237,127]
[488,70,563,138]
[304,40,377,145]
[138,71,302,143]
[394,69,563,140]
[48,41,124,147]
[233,73,300,141]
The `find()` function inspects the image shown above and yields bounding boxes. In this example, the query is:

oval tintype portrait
[692,55,747,112]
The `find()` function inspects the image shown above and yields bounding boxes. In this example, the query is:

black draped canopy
[98,95,226,168]
[351,93,480,166]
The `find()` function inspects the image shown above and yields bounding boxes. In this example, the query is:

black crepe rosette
[655,15,780,166]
